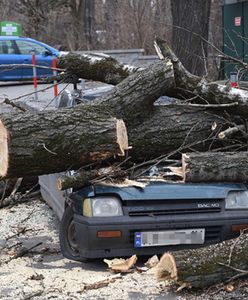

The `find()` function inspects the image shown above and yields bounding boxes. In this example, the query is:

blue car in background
[0,36,60,81]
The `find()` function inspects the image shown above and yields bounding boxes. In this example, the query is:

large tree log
[0,60,176,178]
[0,59,241,178]
[0,112,128,177]
[129,105,227,161]
[94,59,175,127]
[182,152,248,182]
[155,38,248,116]
[1,40,248,178]
[156,233,248,288]
[58,53,141,85]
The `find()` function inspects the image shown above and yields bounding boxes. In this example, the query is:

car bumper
[73,212,248,259]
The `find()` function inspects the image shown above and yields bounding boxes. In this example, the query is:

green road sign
[0,21,22,36]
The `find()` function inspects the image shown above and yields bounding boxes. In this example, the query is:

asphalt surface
[0,81,74,112]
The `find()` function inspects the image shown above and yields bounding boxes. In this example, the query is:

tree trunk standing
[153,0,172,44]
[130,0,152,50]
[207,0,224,80]
[156,233,248,288]
[171,0,211,76]
[0,110,128,178]
[182,152,248,182]
[68,0,86,50]
[104,0,121,48]
[84,0,95,49]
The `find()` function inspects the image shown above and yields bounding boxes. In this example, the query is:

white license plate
[134,228,205,247]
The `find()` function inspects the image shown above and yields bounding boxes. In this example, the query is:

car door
[15,40,53,79]
[0,39,22,80]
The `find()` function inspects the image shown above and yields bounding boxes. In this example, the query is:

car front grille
[125,199,222,217]
[128,207,221,216]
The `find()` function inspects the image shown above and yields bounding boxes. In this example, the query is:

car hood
[93,182,248,201]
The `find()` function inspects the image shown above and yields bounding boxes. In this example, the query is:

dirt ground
[1,197,248,300]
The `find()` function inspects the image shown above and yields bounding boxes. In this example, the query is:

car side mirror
[42,50,52,56]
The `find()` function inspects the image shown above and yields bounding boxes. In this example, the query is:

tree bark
[2,40,248,179]
[155,38,248,117]
[95,60,175,127]
[0,59,175,178]
[0,112,128,178]
[58,53,141,85]
[0,56,243,178]
[156,233,248,288]
[182,152,248,183]
[128,105,227,161]
[171,0,211,76]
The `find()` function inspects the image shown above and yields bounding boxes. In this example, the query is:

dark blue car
[0,36,60,81]
[59,181,248,261]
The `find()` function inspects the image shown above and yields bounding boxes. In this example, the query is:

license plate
[134,228,205,248]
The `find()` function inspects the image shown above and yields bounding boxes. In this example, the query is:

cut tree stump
[0,111,128,177]
[156,233,248,288]
[182,152,248,182]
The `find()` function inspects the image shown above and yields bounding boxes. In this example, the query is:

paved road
[0,80,108,112]
[0,81,75,112]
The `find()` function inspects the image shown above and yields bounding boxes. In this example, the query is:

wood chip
[144,255,159,268]
[104,255,137,273]
[225,283,235,293]
[84,273,122,290]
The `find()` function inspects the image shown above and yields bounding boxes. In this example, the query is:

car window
[0,40,17,54]
[15,40,48,55]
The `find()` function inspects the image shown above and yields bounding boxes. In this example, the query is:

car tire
[59,205,88,262]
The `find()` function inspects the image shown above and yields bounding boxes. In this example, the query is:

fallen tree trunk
[156,233,248,288]
[128,105,227,161]
[155,38,248,116]
[0,103,229,178]
[0,113,128,177]
[1,40,248,179]
[58,53,141,85]
[0,60,175,178]
[182,152,248,182]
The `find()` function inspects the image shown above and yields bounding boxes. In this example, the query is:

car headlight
[225,191,248,209]
[83,196,123,217]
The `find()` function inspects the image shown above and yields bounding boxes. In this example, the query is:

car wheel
[59,206,88,262]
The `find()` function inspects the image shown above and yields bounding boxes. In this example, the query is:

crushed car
[39,84,248,262]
